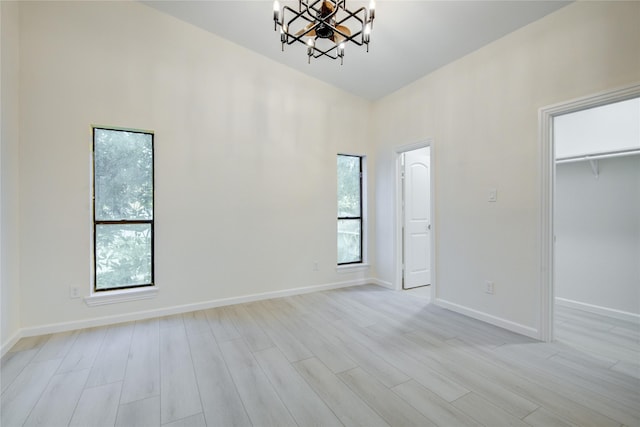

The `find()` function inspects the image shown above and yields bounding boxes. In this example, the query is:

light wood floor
[2,284,639,426]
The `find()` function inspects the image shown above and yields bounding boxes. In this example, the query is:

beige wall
[1,1,21,352]
[15,1,373,332]
[4,0,639,342]
[373,1,640,335]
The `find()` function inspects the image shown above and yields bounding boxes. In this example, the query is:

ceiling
[142,1,571,100]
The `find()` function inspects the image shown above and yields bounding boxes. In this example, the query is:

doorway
[394,141,435,295]
[539,83,640,342]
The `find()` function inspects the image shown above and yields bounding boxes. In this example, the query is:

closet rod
[556,147,640,164]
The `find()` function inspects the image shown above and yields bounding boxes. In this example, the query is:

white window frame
[337,153,368,268]
[85,126,158,306]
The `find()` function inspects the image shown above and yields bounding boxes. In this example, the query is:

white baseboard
[371,278,394,289]
[1,330,22,357]
[5,278,374,354]
[555,297,640,323]
[434,298,539,340]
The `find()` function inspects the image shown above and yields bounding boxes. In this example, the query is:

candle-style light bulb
[369,0,376,21]
[307,38,315,63]
[280,26,287,47]
[363,22,371,43]
[273,0,280,22]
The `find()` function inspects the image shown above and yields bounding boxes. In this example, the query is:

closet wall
[555,98,640,158]
[555,155,640,317]
[555,98,640,318]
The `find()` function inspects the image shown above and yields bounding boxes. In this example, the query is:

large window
[93,127,154,291]
[337,154,363,264]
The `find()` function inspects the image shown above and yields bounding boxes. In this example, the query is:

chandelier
[273,0,376,65]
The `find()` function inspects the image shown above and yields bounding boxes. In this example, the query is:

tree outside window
[337,155,363,264]
[93,127,154,291]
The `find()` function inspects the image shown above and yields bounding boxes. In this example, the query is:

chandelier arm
[287,32,362,50]
[334,6,367,26]
[283,19,318,46]
[303,0,343,31]
[286,26,318,43]
[282,5,320,45]
[312,46,339,60]
[301,0,322,20]
[285,2,367,37]
[335,9,368,43]
[287,28,366,50]
[283,4,314,26]
[340,33,364,47]
[286,34,316,47]
[287,32,362,49]
[332,26,357,41]
[330,7,367,43]
[324,7,340,24]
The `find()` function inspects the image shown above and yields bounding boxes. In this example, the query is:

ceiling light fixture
[273,0,375,65]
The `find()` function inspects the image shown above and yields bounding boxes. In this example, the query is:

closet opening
[540,87,640,343]
[553,96,639,348]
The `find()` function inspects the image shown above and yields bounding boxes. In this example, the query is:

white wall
[8,0,640,338]
[17,1,373,330]
[1,1,21,352]
[372,1,640,335]
[556,155,640,316]
[555,98,640,158]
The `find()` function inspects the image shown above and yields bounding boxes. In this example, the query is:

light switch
[488,189,497,202]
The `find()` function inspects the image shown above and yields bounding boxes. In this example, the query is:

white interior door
[403,147,431,289]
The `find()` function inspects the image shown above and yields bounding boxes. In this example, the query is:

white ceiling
[142,0,571,100]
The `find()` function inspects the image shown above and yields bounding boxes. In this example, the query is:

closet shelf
[556,147,640,178]
[556,147,640,164]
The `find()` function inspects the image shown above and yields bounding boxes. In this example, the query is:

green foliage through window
[93,128,154,291]
[337,155,363,264]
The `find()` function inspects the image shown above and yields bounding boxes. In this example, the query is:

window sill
[84,286,158,306]
[336,263,370,273]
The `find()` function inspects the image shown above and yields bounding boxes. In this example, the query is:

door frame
[394,139,436,297]
[538,82,640,342]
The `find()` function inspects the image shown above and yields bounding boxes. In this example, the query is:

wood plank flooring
[2,284,639,426]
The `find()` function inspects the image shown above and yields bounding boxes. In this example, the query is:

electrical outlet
[485,281,495,295]
[313,261,319,271]
[69,286,80,299]
[488,189,497,202]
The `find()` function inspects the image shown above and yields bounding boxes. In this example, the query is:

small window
[337,154,363,264]
[93,127,154,291]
